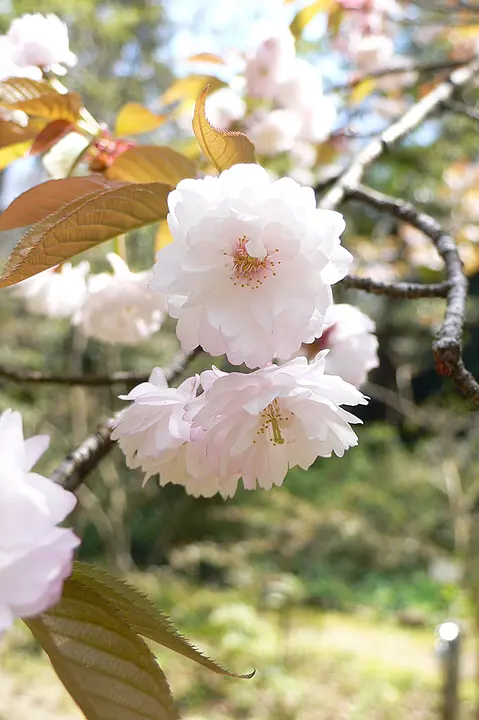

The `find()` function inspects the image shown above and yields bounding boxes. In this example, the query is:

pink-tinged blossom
[75,253,166,345]
[245,31,296,100]
[16,262,90,319]
[298,303,379,387]
[247,109,302,156]
[184,356,367,497]
[150,164,352,369]
[0,409,79,637]
[7,13,77,74]
[0,35,42,81]
[111,368,199,482]
[205,87,246,130]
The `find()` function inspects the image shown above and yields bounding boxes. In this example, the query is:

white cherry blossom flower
[245,31,296,100]
[7,13,77,74]
[298,303,379,387]
[0,409,79,637]
[43,132,91,179]
[111,368,199,483]
[16,262,90,319]
[150,164,352,369]
[247,109,302,156]
[0,35,42,81]
[205,87,246,130]
[185,355,368,497]
[75,253,166,345]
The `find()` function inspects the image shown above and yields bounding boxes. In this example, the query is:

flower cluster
[113,165,377,498]
[113,356,367,499]
[0,13,76,80]
[16,254,166,346]
[0,409,79,637]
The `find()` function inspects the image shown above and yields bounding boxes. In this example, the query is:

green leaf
[290,0,338,39]
[73,562,254,679]
[25,575,179,720]
[0,181,171,287]
[192,86,256,172]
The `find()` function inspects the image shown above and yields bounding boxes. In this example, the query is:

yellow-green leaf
[73,563,254,679]
[2,91,82,123]
[290,0,338,39]
[187,52,225,65]
[0,77,58,104]
[350,78,377,104]
[115,103,167,136]
[0,181,171,287]
[25,576,178,720]
[192,86,255,172]
[161,75,225,113]
[106,145,196,185]
[0,140,32,170]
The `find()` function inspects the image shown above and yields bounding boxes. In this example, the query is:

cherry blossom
[111,368,199,483]
[247,109,302,156]
[298,303,379,387]
[205,87,246,130]
[0,409,79,637]
[75,253,166,345]
[244,31,296,100]
[184,356,368,497]
[0,35,42,81]
[7,13,77,74]
[16,262,90,319]
[150,163,352,369]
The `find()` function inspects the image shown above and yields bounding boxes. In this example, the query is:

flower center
[256,398,290,446]
[226,236,280,290]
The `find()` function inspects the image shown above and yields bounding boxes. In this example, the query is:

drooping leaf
[161,75,225,113]
[187,53,225,65]
[0,176,116,231]
[106,146,196,185]
[115,103,167,136]
[0,118,43,149]
[0,181,171,286]
[155,219,173,252]
[2,92,82,123]
[0,77,58,104]
[30,119,76,155]
[350,78,377,104]
[0,140,32,170]
[72,563,254,679]
[290,0,338,39]
[25,575,178,720]
[192,86,255,172]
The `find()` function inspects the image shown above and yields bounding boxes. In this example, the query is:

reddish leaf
[30,119,75,156]
[0,176,115,231]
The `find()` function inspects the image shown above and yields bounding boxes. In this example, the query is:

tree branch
[0,366,152,387]
[343,275,450,298]
[328,57,476,93]
[51,348,203,491]
[346,184,479,404]
[320,58,479,211]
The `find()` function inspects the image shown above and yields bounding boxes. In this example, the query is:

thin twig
[328,57,476,93]
[51,348,202,491]
[343,274,450,298]
[347,185,479,404]
[0,366,151,387]
[320,58,479,211]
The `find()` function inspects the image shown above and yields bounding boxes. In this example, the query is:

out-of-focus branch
[0,366,151,387]
[51,348,203,491]
[328,57,476,92]
[320,58,479,211]
[343,275,450,298]
[347,184,479,404]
